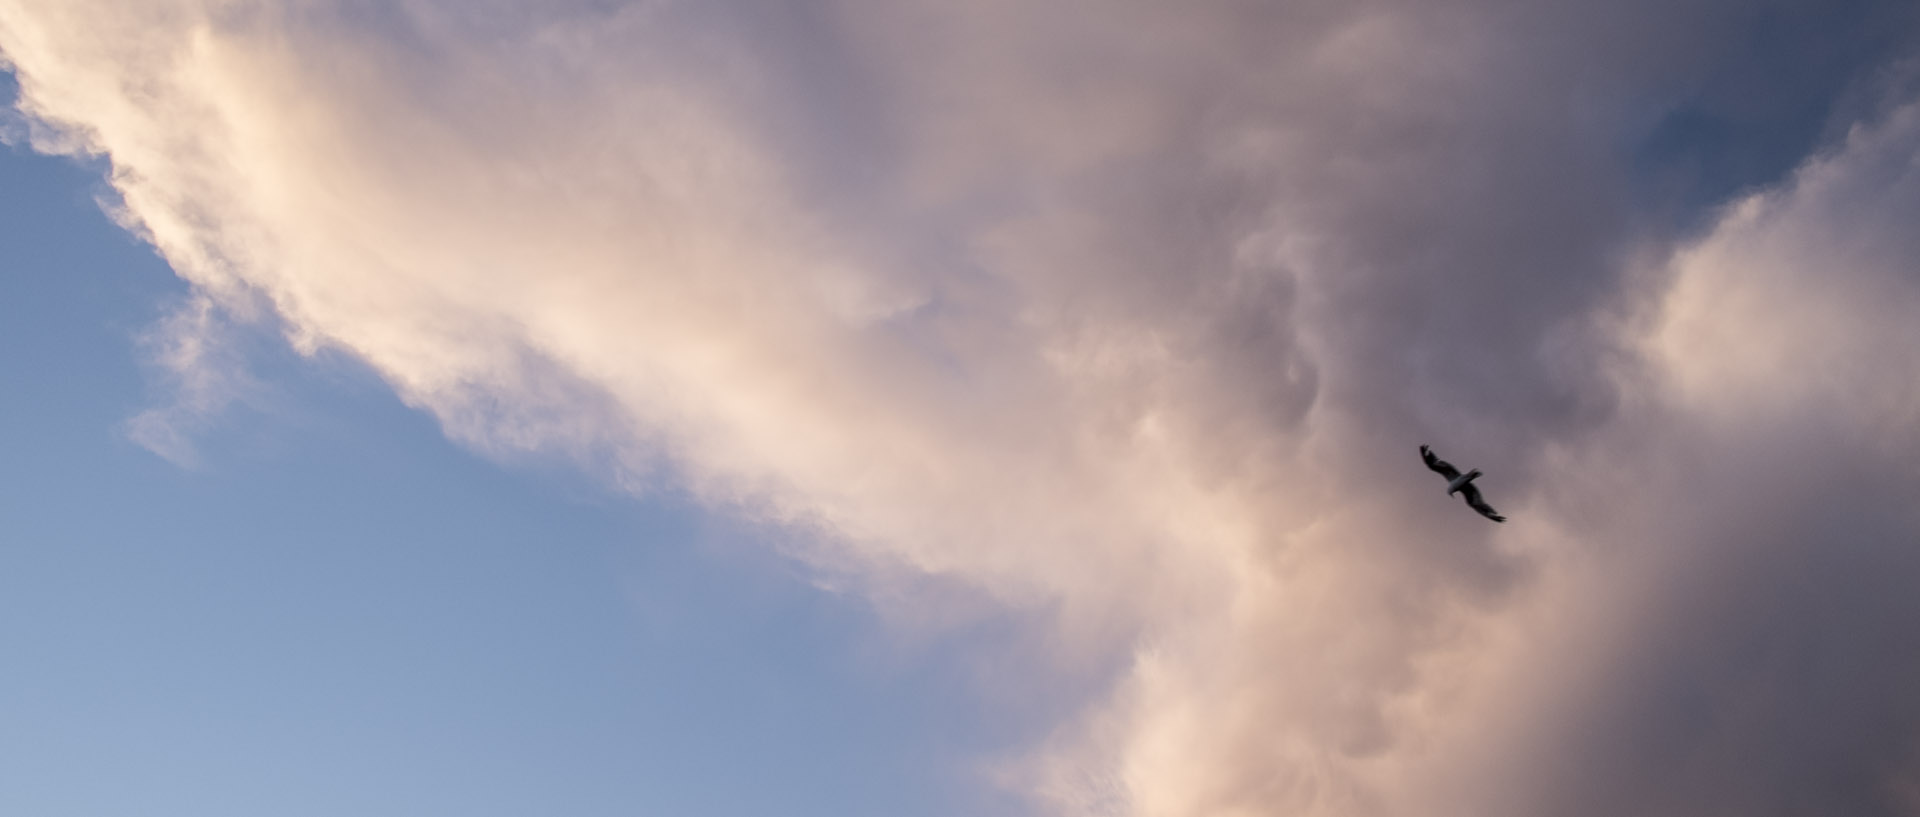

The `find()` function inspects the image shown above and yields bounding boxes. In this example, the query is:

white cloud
[4,1,1919,815]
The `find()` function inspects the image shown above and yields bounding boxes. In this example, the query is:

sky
[2,2,1920,816]
[0,51,1021,817]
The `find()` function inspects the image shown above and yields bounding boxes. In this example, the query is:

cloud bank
[4,1,1919,814]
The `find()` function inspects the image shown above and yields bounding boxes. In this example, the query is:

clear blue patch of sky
[0,76,1035,816]
[1624,0,1919,231]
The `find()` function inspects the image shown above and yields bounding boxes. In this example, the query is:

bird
[1420,444,1505,522]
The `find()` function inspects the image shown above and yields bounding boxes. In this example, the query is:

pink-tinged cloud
[4,1,1918,814]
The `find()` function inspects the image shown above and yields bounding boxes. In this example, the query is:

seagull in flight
[1420,445,1505,522]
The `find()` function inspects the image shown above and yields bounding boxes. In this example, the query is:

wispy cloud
[120,292,265,467]
[3,1,1918,814]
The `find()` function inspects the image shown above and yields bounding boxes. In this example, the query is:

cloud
[1506,90,1920,817]
[121,292,263,467]
[3,1,1918,815]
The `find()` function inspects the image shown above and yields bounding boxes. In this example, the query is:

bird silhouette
[1420,444,1505,522]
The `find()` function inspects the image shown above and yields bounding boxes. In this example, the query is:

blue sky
[4,3,1920,816]
[0,73,1022,815]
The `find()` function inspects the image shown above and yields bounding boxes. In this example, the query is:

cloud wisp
[4,1,1919,814]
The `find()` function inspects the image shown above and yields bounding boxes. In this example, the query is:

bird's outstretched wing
[1460,483,1505,522]
[1420,445,1461,480]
